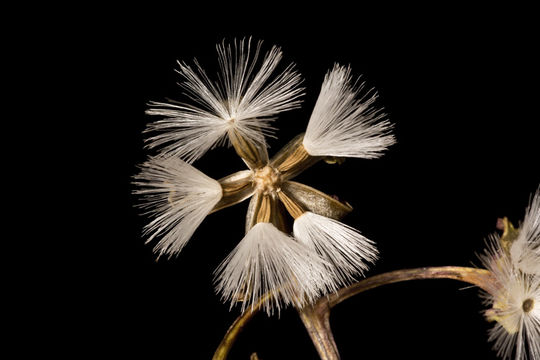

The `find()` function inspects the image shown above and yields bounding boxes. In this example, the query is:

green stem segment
[213,266,495,360]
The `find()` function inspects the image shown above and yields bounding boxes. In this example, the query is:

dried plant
[134,38,540,360]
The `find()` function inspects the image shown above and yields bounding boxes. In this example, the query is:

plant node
[252,165,282,195]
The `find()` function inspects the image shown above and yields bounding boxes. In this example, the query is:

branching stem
[213,266,495,359]
[297,298,339,360]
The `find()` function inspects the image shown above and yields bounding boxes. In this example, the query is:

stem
[213,266,495,359]
[297,298,340,360]
[212,301,263,360]
[328,266,495,308]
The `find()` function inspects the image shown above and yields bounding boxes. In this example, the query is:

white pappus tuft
[480,235,540,360]
[510,187,540,275]
[214,222,330,315]
[293,211,378,292]
[303,64,395,158]
[145,38,304,163]
[133,155,222,258]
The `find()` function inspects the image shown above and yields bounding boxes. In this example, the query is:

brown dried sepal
[277,190,305,219]
[270,133,321,180]
[281,181,353,220]
[498,217,520,255]
[211,170,254,213]
[245,192,289,233]
[229,130,269,170]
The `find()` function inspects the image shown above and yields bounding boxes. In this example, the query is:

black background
[56,5,539,360]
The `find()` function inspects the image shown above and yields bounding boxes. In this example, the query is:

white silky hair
[293,212,378,292]
[145,38,304,163]
[133,155,222,258]
[480,235,540,360]
[511,187,540,275]
[303,64,395,158]
[214,222,330,315]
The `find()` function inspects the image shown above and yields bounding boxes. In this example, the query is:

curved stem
[213,266,495,359]
[328,266,494,308]
[212,301,262,360]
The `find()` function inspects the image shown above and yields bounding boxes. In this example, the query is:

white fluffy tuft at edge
[293,211,378,292]
[214,222,330,315]
[145,38,304,163]
[480,234,540,360]
[133,155,222,258]
[510,186,540,275]
[303,64,395,158]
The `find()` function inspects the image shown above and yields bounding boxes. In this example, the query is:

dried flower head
[144,38,304,164]
[303,64,395,158]
[481,237,540,360]
[480,190,540,360]
[214,222,331,315]
[135,39,394,314]
[133,155,223,258]
[293,211,378,291]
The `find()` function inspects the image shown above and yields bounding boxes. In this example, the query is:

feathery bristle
[133,155,222,258]
[293,211,378,292]
[303,64,395,158]
[145,38,304,163]
[214,222,329,315]
[480,234,540,360]
[511,187,540,275]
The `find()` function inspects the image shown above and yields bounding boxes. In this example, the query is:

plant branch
[212,300,263,360]
[297,298,340,360]
[212,292,276,360]
[213,266,495,359]
[328,266,495,308]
